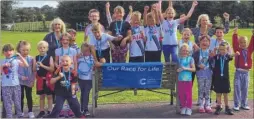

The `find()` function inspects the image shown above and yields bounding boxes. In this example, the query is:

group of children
[1,0,254,118]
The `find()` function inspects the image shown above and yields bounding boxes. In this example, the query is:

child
[193,35,213,113]
[45,55,84,118]
[35,41,55,118]
[16,40,35,118]
[84,9,105,42]
[90,23,122,63]
[0,44,29,118]
[179,28,199,56]
[232,28,254,111]
[143,5,162,62]
[122,11,146,62]
[212,42,234,115]
[159,0,198,63]
[108,5,132,63]
[177,43,196,116]
[78,43,102,116]
[68,29,80,54]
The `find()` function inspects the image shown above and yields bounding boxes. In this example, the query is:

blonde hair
[16,40,31,53]
[80,42,92,53]
[60,32,72,41]
[196,14,211,27]
[92,23,102,32]
[165,7,176,17]
[239,36,248,42]
[49,17,66,33]
[181,28,192,35]
[37,41,49,49]
[61,55,72,62]
[131,11,142,20]
[114,6,125,15]
[179,43,190,57]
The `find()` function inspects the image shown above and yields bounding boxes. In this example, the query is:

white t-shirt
[78,55,94,80]
[89,33,115,50]
[144,25,161,51]
[55,47,77,68]
[179,40,194,55]
[162,19,180,45]
[129,26,145,57]
[85,24,105,40]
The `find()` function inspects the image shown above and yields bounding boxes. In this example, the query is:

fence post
[92,71,96,117]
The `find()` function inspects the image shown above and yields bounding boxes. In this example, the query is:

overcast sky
[16,1,59,8]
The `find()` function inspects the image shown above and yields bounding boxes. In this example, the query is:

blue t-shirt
[1,58,20,86]
[178,56,194,81]
[78,55,94,80]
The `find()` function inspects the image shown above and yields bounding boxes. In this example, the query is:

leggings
[21,85,33,112]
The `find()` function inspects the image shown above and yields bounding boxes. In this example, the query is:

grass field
[0,29,253,105]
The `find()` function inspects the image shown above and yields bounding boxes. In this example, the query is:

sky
[16,1,59,8]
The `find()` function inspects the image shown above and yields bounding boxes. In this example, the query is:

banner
[102,62,163,88]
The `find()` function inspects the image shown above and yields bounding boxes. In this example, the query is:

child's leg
[21,85,25,113]
[46,96,65,118]
[103,48,111,63]
[169,45,178,63]
[197,78,205,107]
[39,95,45,111]
[2,86,13,118]
[178,81,186,108]
[186,81,192,109]
[234,71,241,107]
[119,46,128,63]
[47,95,53,112]
[79,80,92,112]
[240,72,249,107]
[204,79,212,107]
[12,85,22,117]
[162,45,171,62]
[223,93,229,107]
[25,86,33,112]
[67,96,82,117]
[79,80,86,112]
[216,93,222,106]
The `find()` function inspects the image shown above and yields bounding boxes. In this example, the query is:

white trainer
[28,112,35,118]
[186,108,192,116]
[233,106,240,111]
[180,108,186,115]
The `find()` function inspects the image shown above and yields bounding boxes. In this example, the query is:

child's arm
[248,30,254,53]
[125,5,133,23]
[106,2,112,26]
[143,6,149,26]
[17,53,29,67]
[183,58,196,72]
[223,12,230,34]
[39,56,55,73]
[232,27,240,52]
[90,46,98,62]
[120,35,131,47]
[84,27,89,42]
[158,0,165,23]
[73,54,78,75]
[179,0,198,24]
[71,83,76,95]
[50,72,63,84]
[154,6,160,25]
[193,43,199,51]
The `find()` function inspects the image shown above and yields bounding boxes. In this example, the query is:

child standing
[35,41,55,118]
[177,43,196,116]
[45,55,84,118]
[68,29,80,54]
[143,5,162,62]
[0,44,29,118]
[108,5,132,63]
[232,28,254,111]
[16,41,35,118]
[159,0,198,63]
[193,36,213,113]
[212,42,234,115]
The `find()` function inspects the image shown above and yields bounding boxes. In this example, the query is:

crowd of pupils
[1,0,253,118]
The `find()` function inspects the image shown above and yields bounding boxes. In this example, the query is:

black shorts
[145,51,161,62]
[129,56,144,62]
[96,48,110,63]
[36,80,54,95]
[213,76,231,93]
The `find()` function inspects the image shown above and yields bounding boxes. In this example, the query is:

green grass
[0,29,253,105]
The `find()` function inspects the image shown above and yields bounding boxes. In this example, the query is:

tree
[1,1,16,23]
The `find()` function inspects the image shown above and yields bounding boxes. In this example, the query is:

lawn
[0,29,253,105]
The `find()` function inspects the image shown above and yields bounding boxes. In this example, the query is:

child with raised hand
[192,35,213,113]
[90,23,122,63]
[177,43,196,116]
[16,40,36,118]
[34,41,55,118]
[232,28,254,111]
[84,9,105,42]
[78,43,103,116]
[0,44,29,118]
[179,28,199,56]
[143,5,162,62]
[159,0,198,63]
[45,55,84,118]
[212,42,234,115]
[108,5,132,63]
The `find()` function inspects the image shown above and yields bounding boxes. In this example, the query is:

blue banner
[102,62,163,88]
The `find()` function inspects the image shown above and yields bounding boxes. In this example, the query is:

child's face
[20,45,30,57]
[182,31,191,41]
[92,30,102,40]
[114,11,124,20]
[61,36,70,47]
[215,29,224,39]
[37,45,48,55]
[89,12,100,23]
[61,57,72,69]
[3,50,14,58]
[54,22,61,32]
[82,46,91,56]
[147,16,155,26]
[166,9,175,19]
[239,37,247,49]
[200,17,209,27]
[69,32,76,45]
[180,46,189,57]
[218,45,227,55]
[200,38,210,49]
[131,16,140,27]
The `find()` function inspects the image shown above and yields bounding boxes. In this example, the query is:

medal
[242,50,248,67]
[115,21,123,36]
[37,55,47,71]
[245,63,248,66]
[220,55,225,77]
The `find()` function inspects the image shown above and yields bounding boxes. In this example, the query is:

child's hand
[16,52,21,57]
[4,63,11,67]
[223,12,230,20]
[117,35,123,41]
[235,51,240,56]
[99,58,106,63]
[140,31,145,39]
[233,27,238,34]
[29,82,34,88]
[180,14,186,18]
[105,2,110,8]
[207,23,213,28]
[129,5,133,12]
[59,72,64,78]
[209,51,216,57]
[37,62,44,67]
[199,64,205,69]
[192,0,198,7]
[177,68,183,72]
[144,6,149,12]
[21,76,28,80]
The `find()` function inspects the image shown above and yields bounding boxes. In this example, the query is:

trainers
[83,111,91,116]
[186,108,192,116]
[225,107,234,115]
[180,108,186,115]
[205,106,213,113]
[240,106,250,110]
[199,107,205,113]
[68,109,75,117]
[214,105,222,115]
[36,111,45,118]
[59,110,65,117]
[28,112,35,118]
[233,106,240,111]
